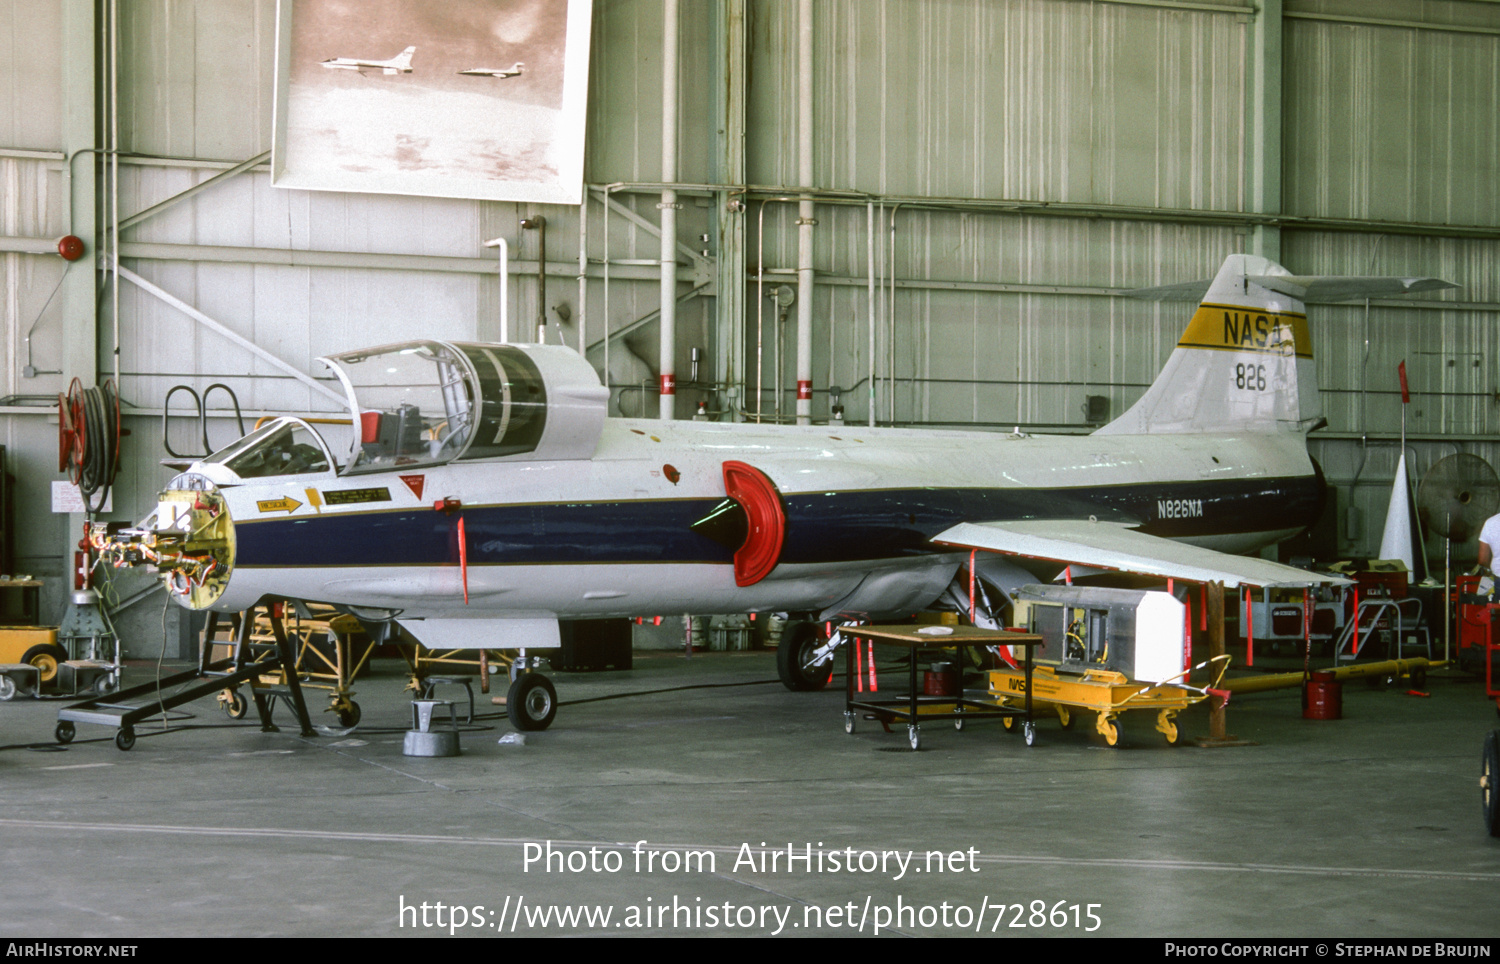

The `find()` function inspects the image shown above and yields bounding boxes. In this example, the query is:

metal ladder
[1333,597,1430,664]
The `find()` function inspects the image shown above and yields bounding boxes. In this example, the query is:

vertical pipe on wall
[658,0,680,420]
[109,0,120,387]
[603,189,612,402]
[874,201,885,426]
[1250,0,1282,262]
[481,238,509,343]
[531,217,547,342]
[61,0,96,392]
[755,200,767,422]
[866,202,875,428]
[887,205,899,424]
[578,199,587,356]
[794,0,814,425]
[500,239,509,343]
[715,0,747,424]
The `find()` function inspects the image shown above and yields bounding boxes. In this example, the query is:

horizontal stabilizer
[1126,274,1455,304]
[1122,279,1212,303]
[933,519,1349,589]
[1247,275,1456,303]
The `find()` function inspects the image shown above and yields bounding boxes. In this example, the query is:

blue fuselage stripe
[232,475,1323,569]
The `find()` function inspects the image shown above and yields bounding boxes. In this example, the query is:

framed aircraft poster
[271,0,592,204]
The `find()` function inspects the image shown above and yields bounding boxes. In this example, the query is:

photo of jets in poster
[272,0,591,203]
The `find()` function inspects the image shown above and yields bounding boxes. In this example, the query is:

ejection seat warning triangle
[400,474,426,500]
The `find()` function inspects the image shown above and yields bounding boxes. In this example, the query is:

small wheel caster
[336,700,361,728]
[115,727,136,752]
[55,721,75,744]
[222,689,247,719]
[844,711,855,734]
[1023,721,1037,747]
[907,724,921,751]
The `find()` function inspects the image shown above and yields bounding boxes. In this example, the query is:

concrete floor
[1,650,1497,939]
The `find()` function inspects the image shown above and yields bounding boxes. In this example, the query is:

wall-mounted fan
[1418,454,1500,542]
[1417,453,1500,663]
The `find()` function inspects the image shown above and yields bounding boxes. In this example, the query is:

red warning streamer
[1244,587,1254,668]
[457,515,469,605]
[968,550,977,625]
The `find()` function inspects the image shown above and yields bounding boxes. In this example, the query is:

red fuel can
[1303,670,1342,720]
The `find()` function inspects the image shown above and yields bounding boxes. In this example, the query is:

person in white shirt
[1478,512,1500,574]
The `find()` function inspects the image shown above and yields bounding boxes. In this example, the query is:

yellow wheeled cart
[992,583,1231,746]
[212,603,373,727]
[987,656,1231,747]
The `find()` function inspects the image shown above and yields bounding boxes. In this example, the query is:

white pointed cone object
[1379,452,1415,583]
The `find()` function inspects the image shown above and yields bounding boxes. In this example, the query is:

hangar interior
[1,0,1499,939]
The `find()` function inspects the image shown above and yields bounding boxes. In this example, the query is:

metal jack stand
[55,588,121,696]
[54,599,315,751]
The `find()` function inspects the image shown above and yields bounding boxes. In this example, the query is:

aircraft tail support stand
[1196,581,1252,748]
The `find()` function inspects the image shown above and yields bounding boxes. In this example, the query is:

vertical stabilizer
[1096,255,1317,436]
[387,47,416,73]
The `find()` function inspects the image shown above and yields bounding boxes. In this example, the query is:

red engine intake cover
[722,460,786,587]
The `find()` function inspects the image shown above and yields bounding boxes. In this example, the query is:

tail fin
[1095,254,1453,436]
[389,46,416,71]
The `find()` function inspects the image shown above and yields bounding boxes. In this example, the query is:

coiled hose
[58,378,120,515]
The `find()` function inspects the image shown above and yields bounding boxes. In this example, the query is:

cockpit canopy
[201,418,332,479]
[319,341,608,474]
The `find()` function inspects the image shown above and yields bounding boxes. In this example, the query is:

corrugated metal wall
[749,0,1251,208]
[3,0,1500,609]
[1279,1,1500,558]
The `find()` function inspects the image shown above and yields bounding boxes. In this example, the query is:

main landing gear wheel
[777,621,830,692]
[1056,706,1074,729]
[1002,714,1018,733]
[907,724,921,751]
[114,727,136,752]
[1156,709,1184,747]
[1483,730,1499,838]
[55,721,75,744]
[507,673,557,732]
[1095,713,1121,748]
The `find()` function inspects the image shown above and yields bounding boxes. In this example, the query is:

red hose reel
[57,378,122,512]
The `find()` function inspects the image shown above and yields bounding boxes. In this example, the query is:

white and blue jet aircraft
[458,62,525,79]
[319,46,416,75]
[94,255,1452,729]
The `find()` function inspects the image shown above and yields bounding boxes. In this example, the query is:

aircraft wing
[932,519,1349,589]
